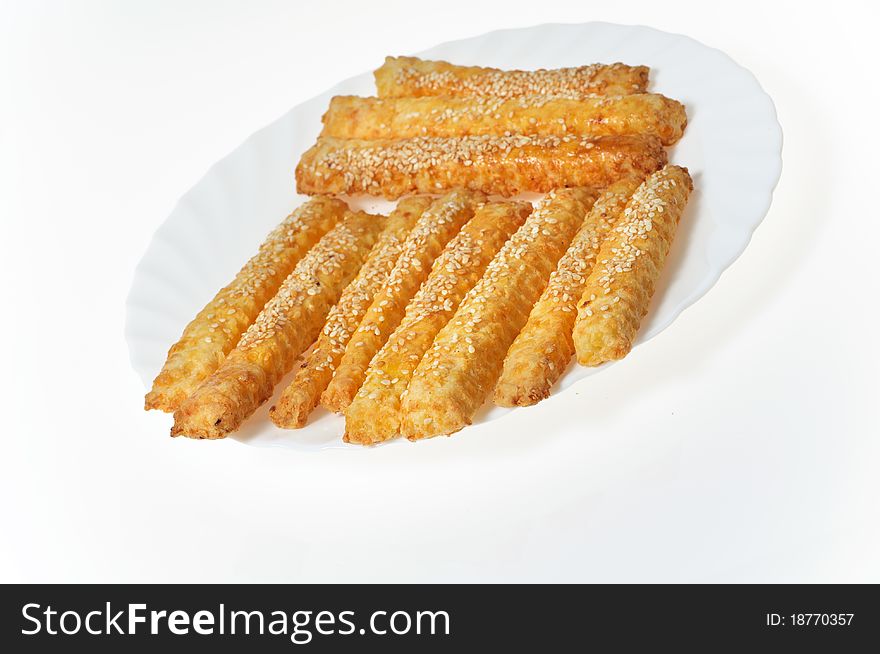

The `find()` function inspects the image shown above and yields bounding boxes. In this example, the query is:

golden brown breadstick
[144,197,347,413]
[170,211,385,439]
[401,189,590,440]
[345,201,531,445]
[296,134,666,199]
[320,189,485,414]
[268,197,430,429]
[574,165,693,366]
[374,56,648,98]
[494,177,645,407]
[321,94,686,145]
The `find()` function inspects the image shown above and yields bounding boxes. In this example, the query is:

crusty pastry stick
[401,189,591,440]
[374,56,648,98]
[145,196,348,413]
[296,134,667,199]
[321,94,687,145]
[494,177,645,407]
[268,197,430,429]
[573,165,693,367]
[345,201,531,444]
[171,211,386,439]
[320,189,485,414]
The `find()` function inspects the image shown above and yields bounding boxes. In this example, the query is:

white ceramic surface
[125,22,782,450]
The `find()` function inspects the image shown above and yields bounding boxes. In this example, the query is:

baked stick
[374,56,648,98]
[345,201,531,445]
[296,134,666,199]
[144,197,348,412]
[170,211,386,439]
[320,189,485,414]
[573,165,693,366]
[494,177,645,407]
[401,188,592,440]
[268,197,430,429]
[321,94,687,145]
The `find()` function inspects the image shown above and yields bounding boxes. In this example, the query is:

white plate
[126,22,782,450]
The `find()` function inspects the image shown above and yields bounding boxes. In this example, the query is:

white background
[1,0,877,582]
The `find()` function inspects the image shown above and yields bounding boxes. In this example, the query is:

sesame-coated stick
[296,134,667,200]
[320,189,485,414]
[374,56,648,99]
[345,201,531,445]
[401,189,591,440]
[573,165,693,367]
[145,196,348,413]
[494,178,645,407]
[321,94,687,145]
[171,211,386,439]
[268,197,430,429]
